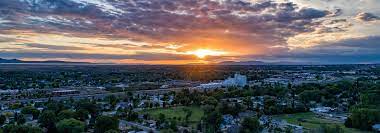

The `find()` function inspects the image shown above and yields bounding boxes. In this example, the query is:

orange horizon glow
[186,49,227,59]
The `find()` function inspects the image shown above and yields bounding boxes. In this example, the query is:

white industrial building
[222,73,247,87]
[197,73,247,89]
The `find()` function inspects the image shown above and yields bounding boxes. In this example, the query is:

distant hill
[0,58,90,64]
[217,61,313,65]
[218,61,267,65]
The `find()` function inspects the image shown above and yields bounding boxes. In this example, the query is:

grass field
[274,112,370,133]
[140,106,204,127]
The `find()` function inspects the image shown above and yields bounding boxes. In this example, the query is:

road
[0,87,188,104]
[121,120,159,133]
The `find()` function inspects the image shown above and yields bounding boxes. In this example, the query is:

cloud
[356,12,379,21]
[0,51,197,61]
[20,43,87,50]
[0,36,15,42]
[267,36,380,64]
[0,0,330,45]
[0,0,379,64]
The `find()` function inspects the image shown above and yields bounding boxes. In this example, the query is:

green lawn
[140,106,204,127]
[274,112,370,133]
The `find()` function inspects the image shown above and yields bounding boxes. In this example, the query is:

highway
[0,87,186,104]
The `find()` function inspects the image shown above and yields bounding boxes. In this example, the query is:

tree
[240,117,261,133]
[104,130,119,133]
[46,102,66,114]
[346,108,380,130]
[315,124,343,133]
[126,110,138,121]
[75,100,98,117]
[299,90,322,108]
[57,110,75,120]
[288,83,296,109]
[184,109,193,123]
[38,110,57,133]
[204,97,218,106]
[157,113,166,127]
[202,111,222,132]
[220,102,246,116]
[75,109,89,121]
[56,118,85,133]
[105,95,119,109]
[94,116,119,133]
[168,119,178,131]
[243,97,253,110]
[21,106,40,119]
[3,124,43,133]
[0,115,6,126]
[15,113,26,125]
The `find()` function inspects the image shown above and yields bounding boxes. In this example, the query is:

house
[373,124,380,132]
[145,120,157,128]
[102,111,116,116]
[220,114,239,133]
[97,102,111,110]
[115,102,131,110]
[24,114,34,122]
[119,120,127,132]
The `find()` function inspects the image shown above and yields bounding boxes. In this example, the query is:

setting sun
[187,49,226,58]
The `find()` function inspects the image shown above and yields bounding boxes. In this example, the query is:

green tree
[75,109,89,121]
[21,106,40,119]
[0,115,6,126]
[57,110,75,120]
[347,108,380,130]
[75,100,98,116]
[15,113,26,125]
[240,117,261,133]
[3,124,43,133]
[94,116,119,133]
[56,118,85,133]
[126,110,138,121]
[202,111,222,132]
[38,110,57,133]
[104,130,119,133]
[184,109,193,123]
[168,119,178,131]
[243,97,253,110]
[204,97,218,106]
[299,90,322,108]
[157,113,166,127]
[315,124,344,133]
[46,102,66,114]
[105,95,119,109]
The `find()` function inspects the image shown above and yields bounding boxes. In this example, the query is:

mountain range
[217,61,316,65]
[0,58,89,64]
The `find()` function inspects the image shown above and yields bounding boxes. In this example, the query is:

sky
[0,0,379,64]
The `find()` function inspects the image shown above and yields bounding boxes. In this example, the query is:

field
[140,106,204,127]
[274,112,370,133]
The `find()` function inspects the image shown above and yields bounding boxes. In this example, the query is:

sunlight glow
[187,49,226,58]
